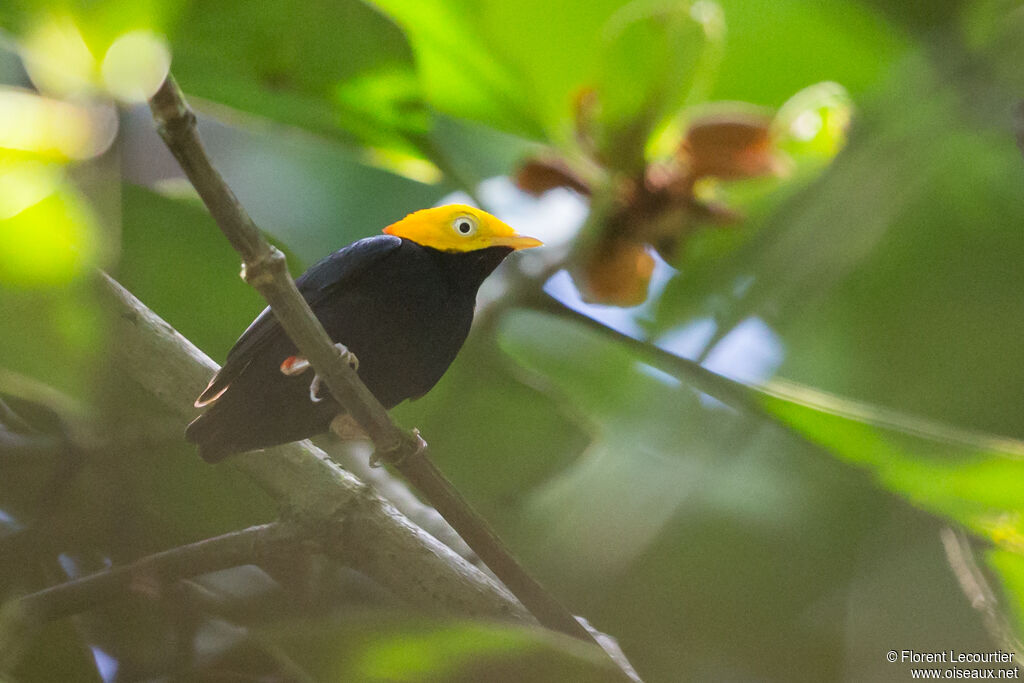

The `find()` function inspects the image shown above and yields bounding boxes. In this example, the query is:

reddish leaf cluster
[516,111,781,306]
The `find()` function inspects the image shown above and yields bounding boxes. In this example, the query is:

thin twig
[527,291,759,412]
[21,523,296,622]
[0,522,300,672]
[535,292,1024,459]
[146,75,636,678]
[149,75,406,456]
[940,528,1024,666]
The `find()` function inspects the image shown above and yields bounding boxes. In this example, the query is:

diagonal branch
[101,273,526,622]
[14,523,295,623]
[0,522,299,671]
[940,528,1024,666]
[147,75,636,679]
[149,76,406,456]
[314,438,477,563]
[103,273,638,680]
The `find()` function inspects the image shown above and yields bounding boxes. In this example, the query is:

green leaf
[264,614,626,683]
[167,0,419,147]
[367,0,544,139]
[595,0,722,169]
[497,309,741,582]
[371,0,720,148]
[988,549,1024,635]
[0,166,102,286]
[709,0,907,106]
[0,156,111,402]
[509,305,1024,643]
[756,380,1024,546]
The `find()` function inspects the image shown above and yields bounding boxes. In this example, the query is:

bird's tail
[184,408,238,463]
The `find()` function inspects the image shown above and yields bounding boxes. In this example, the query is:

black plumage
[185,235,514,462]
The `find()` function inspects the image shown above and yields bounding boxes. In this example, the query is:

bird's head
[383,204,542,253]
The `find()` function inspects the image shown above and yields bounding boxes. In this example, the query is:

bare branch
[314,437,478,565]
[0,523,299,671]
[940,528,1024,665]
[101,273,527,624]
[21,524,294,620]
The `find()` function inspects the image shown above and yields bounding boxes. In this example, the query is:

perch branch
[101,273,526,623]
[147,75,635,678]
[313,438,477,564]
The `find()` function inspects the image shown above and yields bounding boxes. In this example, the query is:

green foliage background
[2,0,1024,681]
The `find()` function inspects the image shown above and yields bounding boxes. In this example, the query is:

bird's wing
[194,235,403,406]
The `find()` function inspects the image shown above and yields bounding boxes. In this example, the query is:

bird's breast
[316,256,476,408]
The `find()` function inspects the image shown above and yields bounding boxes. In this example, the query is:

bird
[185,204,542,462]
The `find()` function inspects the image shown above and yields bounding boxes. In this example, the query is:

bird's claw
[309,374,325,403]
[369,428,427,468]
[338,343,359,371]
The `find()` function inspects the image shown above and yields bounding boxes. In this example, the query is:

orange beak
[489,233,543,250]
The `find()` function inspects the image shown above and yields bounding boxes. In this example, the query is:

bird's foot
[369,428,427,468]
[280,344,359,403]
[337,343,359,372]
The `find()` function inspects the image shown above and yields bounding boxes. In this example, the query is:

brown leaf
[578,238,656,306]
[681,112,780,180]
[515,158,592,197]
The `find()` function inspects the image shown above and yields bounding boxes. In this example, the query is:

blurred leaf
[0,280,105,402]
[710,0,907,105]
[332,65,431,146]
[505,307,1024,641]
[367,0,553,140]
[652,53,957,335]
[168,0,419,149]
[770,60,1024,435]
[2,0,424,152]
[497,310,739,582]
[773,81,853,161]
[0,165,103,286]
[988,549,1024,634]
[267,614,625,683]
[371,0,720,151]
[15,14,99,98]
[0,90,118,161]
[756,380,1024,550]
[596,0,722,169]
[3,2,184,98]
[99,30,170,102]
[114,183,266,361]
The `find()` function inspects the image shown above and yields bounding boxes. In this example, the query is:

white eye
[453,215,477,236]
